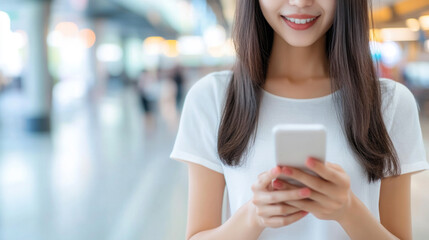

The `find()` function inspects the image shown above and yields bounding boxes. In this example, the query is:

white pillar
[22,0,52,132]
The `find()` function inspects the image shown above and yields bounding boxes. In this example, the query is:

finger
[305,158,342,183]
[310,160,350,188]
[305,188,334,204]
[253,167,282,191]
[256,188,311,204]
[327,162,343,171]
[267,181,275,191]
[278,187,333,206]
[287,199,322,214]
[272,179,300,191]
[281,167,336,196]
[279,169,347,204]
[261,211,308,228]
[256,203,301,217]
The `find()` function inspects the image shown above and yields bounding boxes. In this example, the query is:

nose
[289,0,313,8]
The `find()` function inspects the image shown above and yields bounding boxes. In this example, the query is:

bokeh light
[163,40,179,58]
[419,15,429,30]
[0,11,11,31]
[55,22,79,38]
[79,28,96,48]
[96,43,123,62]
[380,41,402,67]
[406,18,421,31]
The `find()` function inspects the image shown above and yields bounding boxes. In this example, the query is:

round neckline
[262,88,337,102]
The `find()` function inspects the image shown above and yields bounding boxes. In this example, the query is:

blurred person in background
[138,69,161,133]
[171,64,185,110]
[156,66,182,133]
[170,0,428,240]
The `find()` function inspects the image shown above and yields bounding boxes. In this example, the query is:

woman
[170,0,428,239]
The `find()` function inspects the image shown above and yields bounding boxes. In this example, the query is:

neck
[266,33,330,83]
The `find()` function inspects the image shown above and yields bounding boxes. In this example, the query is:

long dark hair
[217,0,400,182]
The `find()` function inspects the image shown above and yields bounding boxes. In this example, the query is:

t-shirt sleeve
[169,74,224,174]
[387,82,429,176]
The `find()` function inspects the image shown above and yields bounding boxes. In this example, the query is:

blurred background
[0,0,428,239]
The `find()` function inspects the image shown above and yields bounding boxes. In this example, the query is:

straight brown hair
[217,0,400,182]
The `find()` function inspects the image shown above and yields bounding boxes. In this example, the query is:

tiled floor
[0,83,428,240]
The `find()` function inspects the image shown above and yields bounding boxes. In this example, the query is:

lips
[281,14,321,31]
[284,14,320,19]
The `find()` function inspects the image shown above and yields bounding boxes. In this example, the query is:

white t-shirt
[169,70,429,240]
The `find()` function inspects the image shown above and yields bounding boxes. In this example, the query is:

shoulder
[188,70,232,95]
[379,78,419,129]
[186,70,232,105]
[183,70,232,118]
[380,78,413,96]
[379,78,418,108]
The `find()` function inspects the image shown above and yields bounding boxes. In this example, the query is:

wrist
[335,193,398,240]
[336,193,360,227]
[245,201,266,232]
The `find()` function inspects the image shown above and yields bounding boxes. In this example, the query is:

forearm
[189,201,265,240]
[338,195,399,240]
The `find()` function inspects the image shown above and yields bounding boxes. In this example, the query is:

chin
[281,35,319,48]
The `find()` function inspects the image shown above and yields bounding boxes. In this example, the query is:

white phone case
[273,124,327,186]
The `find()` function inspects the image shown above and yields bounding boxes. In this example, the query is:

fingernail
[273,180,283,188]
[271,167,280,174]
[306,158,315,168]
[300,188,311,197]
[282,167,292,175]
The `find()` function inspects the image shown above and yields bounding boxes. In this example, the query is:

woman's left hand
[274,157,354,222]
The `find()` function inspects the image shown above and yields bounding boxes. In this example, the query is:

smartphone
[273,124,327,187]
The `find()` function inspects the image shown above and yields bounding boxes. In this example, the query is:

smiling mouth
[283,16,318,24]
[280,15,321,30]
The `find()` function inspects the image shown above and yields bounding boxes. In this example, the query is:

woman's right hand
[248,166,311,229]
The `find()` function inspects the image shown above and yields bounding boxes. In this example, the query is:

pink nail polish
[283,167,292,175]
[271,167,280,174]
[273,180,283,188]
[306,158,315,168]
[300,188,311,197]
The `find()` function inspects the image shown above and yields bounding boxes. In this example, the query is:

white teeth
[285,16,317,24]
